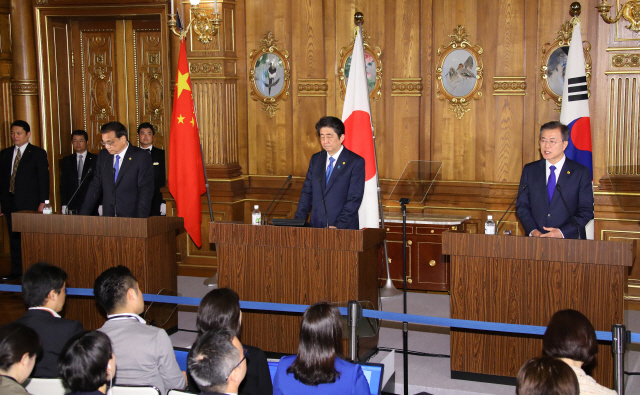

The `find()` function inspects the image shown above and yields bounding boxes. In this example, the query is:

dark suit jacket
[149,147,166,216]
[0,143,49,212]
[60,151,97,211]
[15,309,83,378]
[79,145,154,218]
[516,157,594,239]
[294,147,365,229]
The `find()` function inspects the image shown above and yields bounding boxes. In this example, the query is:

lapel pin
[337,165,341,169]
[129,157,132,161]
[567,171,570,174]
[343,162,345,165]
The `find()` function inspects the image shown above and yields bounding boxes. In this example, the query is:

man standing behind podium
[60,130,97,214]
[294,116,365,229]
[80,121,154,218]
[516,121,593,239]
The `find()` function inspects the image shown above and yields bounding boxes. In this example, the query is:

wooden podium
[442,232,636,388]
[210,222,385,357]
[13,212,184,330]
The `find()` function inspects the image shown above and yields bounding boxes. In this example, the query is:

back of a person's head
[59,331,113,392]
[22,262,68,308]
[287,301,343,386]
[517,356,579,395]
[196,288,241,336]
[93,265,137,314]
[0,322,41,372]
[543,309,598,367]
[188,328,239,393]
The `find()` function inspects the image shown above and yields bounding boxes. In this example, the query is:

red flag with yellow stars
[169,38,206,247]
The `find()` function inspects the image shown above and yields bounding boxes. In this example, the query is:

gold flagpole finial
[570,2,582,17]
[354,12,364,27]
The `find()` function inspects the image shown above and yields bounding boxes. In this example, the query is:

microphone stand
[555,184,582,239]
[399,197,410,395]
[495,184,527,235]
[262,175,292,225]
[66,168,93,214]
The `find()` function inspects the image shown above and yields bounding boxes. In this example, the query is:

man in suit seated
[80,121,154,218]
[516,121,594,239]
[94,265,186,395]
[294,116,365,229]
[60,130,97,214]
[0,120,50,281]
[188,328,247,395]
[15,263,83,377]
[137,122,166,216]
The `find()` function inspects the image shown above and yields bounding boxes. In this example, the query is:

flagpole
[352,17,401,300]
[187,72,217,287]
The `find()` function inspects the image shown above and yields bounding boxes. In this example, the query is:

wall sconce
[168,0,222,44]
[596,0,640,32]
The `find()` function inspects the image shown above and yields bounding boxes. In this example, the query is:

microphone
[262,175,292,225]
[318,176,329,228]
[495,184,527,235]
[66,167,93,213]
[555,184,581,239]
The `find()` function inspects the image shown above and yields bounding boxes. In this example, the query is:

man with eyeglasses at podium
[80,121,154,218]
[515,121,593,239]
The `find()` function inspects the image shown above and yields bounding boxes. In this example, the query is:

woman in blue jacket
[273,301,370,395]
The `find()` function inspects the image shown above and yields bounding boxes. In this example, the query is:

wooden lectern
[442,232,635,388]
[210,222,385,358]
[13,212,184,330]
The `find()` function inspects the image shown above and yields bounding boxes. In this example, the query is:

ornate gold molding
[596,0,640,33]
[611,53,640,67]
[190,61,224,75]
[297,79,328,97]
[35,0,48,4]
[11,80,38,96]
[338,28,382,101]
[249,31,291,118]
[391,78,422,97]
[492,77,526,96]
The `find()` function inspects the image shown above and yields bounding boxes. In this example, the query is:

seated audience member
[0,322,41,395]
[188,328,247,395]
[59,331,115,395]
[517,356,579,395]
[543,309,616,395]
[272,301,370,395]
[192,288,272,395]
[16,263,83,377]
[94,265,185,395]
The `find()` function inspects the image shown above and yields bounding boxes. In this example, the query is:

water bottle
[251,205,261,225]
[43,200,53,215]
[485,215,495,235]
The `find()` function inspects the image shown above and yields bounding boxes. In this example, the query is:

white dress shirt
[326,145,344,170]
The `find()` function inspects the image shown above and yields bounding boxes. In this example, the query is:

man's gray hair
[188,328,239,393]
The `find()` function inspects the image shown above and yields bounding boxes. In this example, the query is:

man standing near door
[60,130,97,214]
[0,120,50,281]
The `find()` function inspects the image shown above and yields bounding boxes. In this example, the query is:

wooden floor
[0,254,26,325]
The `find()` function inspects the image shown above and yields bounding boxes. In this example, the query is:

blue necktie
[114,155,121,183]
[547,165,556,204]
[326,157,335,186]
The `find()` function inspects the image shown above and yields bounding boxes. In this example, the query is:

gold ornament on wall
[435,25,483,120]
[338,28,382,101]
[596,0,640,33]
[249,32,291,118]
[540,19,592,111]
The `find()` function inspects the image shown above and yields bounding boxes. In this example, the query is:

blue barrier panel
[0,285,629,343]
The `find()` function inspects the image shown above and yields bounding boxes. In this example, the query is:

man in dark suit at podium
[137,122,166,216]
[516,121,593,239]
[294,116,365,229]
[80,121,154,218]
[0,120,50,280]
[60,130,97,214]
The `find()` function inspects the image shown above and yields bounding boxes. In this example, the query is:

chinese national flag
[168,38,206,247]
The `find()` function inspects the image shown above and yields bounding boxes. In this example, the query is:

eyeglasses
[539,139,562,147]
[100,140,118,147]
[225,347,248,381]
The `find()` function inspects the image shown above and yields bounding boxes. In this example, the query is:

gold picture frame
[249,31,291,118]
[436,25,484,120]
[540,20,592,111]
[338,28,382,101]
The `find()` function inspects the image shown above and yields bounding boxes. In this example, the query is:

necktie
[114,155,121,183]
[547,165,556,204]
[326,157,335,186]
[145,148,151,154]
[9,148,21,193]
[77,155,84,182]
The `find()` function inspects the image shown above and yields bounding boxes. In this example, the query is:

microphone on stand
[66,167,93,214]
[318,176,329,228]
[495,184,527,235]
[262,175,292,225]
[555,184,582,239]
